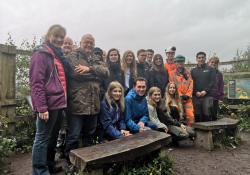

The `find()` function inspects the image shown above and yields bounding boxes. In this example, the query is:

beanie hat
[174,55,186,62]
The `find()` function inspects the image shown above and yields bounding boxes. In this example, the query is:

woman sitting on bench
[99,81,132,140]
[147,87,169,133]
[158,82,195,141]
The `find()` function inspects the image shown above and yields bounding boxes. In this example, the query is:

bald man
[65,34,109,163]
[62,37,73,55]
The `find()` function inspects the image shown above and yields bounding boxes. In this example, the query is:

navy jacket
[100,98,126,139]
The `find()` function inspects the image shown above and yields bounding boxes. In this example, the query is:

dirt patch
[169,132,250,175]
[7,132,250,175]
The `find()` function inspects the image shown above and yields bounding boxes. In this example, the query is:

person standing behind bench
[30,24,68,175]
[65,34,109,161]
[136,49,149,81]
[208,56,224,120]
[172,55,194,126]
[105,48,125,89]
[148,54,169,95]
[121,50,137,95]
[99,81,131,140]
[125,77,157,133]
[191,52,216,122]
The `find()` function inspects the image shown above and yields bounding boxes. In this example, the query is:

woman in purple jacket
[99,81,131,140]
[30,24,69,175]
[208,56,224,120]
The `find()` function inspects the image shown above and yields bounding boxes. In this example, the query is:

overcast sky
[1,0,250,62]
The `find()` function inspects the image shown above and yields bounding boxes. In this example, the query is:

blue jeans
[65,114,97,160]
[32,110,62,175]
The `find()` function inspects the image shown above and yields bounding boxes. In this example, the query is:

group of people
[29,24,224,175]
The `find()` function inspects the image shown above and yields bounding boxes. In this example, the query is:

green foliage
[0,136,16,172]
[120,156,174,175]
[219,102,250,133]
[231,44,250,72]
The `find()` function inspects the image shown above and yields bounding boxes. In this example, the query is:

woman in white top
[121,50,137,95]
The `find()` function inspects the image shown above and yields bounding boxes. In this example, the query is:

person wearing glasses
[191,52,216,122]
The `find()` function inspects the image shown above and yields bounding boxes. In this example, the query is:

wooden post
[0,44,17,135]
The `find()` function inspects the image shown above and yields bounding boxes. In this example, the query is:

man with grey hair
[65,34,109,162]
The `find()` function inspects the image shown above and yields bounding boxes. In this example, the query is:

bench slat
[192,118,240,130]
[70,130,171,170]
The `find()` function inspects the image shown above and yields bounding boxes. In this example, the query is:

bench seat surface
[192,117,239,130]
[70,130,171,169]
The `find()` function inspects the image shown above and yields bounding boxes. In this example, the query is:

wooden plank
[192,118,239,130]
[70,130,171,170]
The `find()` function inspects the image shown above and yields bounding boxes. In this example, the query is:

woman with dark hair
[105,48,124,90]
[158,82,195,142]
[121,50,137,95]
[30,24,69,174]
[148,54,169,95]
[99,81,131,140]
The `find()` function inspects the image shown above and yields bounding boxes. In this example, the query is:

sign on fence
[228,78,250,99]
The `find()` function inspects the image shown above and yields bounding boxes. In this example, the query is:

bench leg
[159,146,168,158]
[195,130,214,151]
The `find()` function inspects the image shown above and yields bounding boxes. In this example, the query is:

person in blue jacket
[125,77,157,133]
[99,81,131,140]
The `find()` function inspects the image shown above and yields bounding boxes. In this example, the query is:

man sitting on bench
[125,77,157,133]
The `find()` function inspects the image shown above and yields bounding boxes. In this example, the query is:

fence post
[0,44,17,135]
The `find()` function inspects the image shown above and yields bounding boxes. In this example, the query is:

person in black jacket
[191,51,216,122]
[136,49,149,82]
[105,48,125,90]
[148,54,169,95]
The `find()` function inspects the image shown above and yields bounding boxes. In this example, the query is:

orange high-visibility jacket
[164,63,176,82]
[172,69,193,97]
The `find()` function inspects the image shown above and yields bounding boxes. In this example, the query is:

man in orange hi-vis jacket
[172,55,194,126]
[164,46,177,81]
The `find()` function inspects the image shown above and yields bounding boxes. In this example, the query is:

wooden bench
[69,130,171,174]
[192,117,240,151]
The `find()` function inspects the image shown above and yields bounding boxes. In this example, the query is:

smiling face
[154,55,163,66]
[109,50,119,63]
[196,53,206,65]
[151,90,161,103]
[209,59,218,68]
[80,34,95,55]
[126,53,134,65]
[134,80,147,96]
[168,83,176,96]
[111,87,122,101]
[138,51,147,64]
[166,52,175,63]
[49,32,65,48]
[62,37,73,54]
[147,51,154,63]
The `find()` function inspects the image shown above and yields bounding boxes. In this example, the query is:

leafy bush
[120,156,174,175]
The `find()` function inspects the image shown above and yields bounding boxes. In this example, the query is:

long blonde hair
[165,82,183,115]
[121,50,137,80]
[148,87,162,108]
[105,81,125,112]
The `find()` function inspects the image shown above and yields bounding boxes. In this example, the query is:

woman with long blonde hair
[121,50,137,95]
[99,81,131,140]
[159,82,195,142]
[147,87,168,133]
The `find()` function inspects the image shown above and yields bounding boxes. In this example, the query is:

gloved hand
[180,95,190,100]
